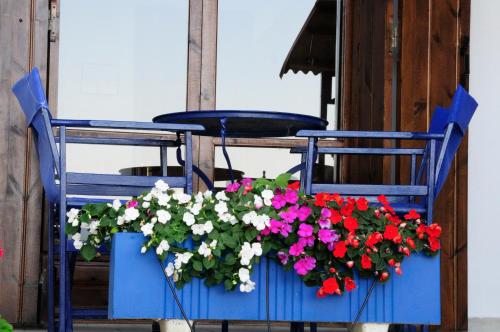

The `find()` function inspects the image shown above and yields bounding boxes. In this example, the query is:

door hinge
[49,0,58,42]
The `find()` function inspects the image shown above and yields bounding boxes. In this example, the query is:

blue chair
[297,85,477,224]
[12,68,204,332]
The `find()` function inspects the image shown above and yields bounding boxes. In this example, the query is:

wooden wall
[0,0,48,325]
[399,0,470,330]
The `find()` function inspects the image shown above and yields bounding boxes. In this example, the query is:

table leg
[220,118,235,183]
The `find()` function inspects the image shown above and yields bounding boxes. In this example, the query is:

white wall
[468,0,500,319]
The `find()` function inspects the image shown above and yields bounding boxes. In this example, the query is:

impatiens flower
[215,191,230,201]
[112,199,122,211]
[157,193,171,206]
[165,262,175,277]
[214,201,229,215]
[124,207,140,222]
[209,239,218,249]
[288,181,300,190]
[156,240,170,255]
[253,195,264,209]
[404,209,420,220]
[203,190,213,199]
[155,179,170,192]
[239,280,256,293]
[191,223,205,235]
[157,210,172,224]
[252,243,263,256]
[239,242,262,265]
[261,189,274,206]
[365,232,383,248]
[140,223,154,237]
[361,254,372,269]
[297,206,312,221]
[66,208,80,226]
[238,267,250,282]
[322,277,339,294]
[318,218,331,229]
[343,216,358,233]
[356,197,369,211]
[127,200,138,208]
[284,189,299,204]
[377,194,388,205]
[298,236,315,248]
[225,182,240,192]
[329,209,343,224]
[270,220,292,237]
[241,178,253,186]
[314,193,330,207]
[277,251,289,265]
[142,202,150,209]
[333,241,347,258]
[289,242,304,257]
[293,256,316,276]
[72,233,83,250]
[344,277,356,291]
[174,252,193,269]
[189,202,202,215]
[383,224,399,241]
[279,205,299,223]
[271,194,287,209]
[340,204,354,217]
[198,242,212,257]
[406,237,416,249]
[297,223,314,237]
[173,192,192,204]
[429,237,441,251]
[318,229,339,244]
[204,220,214,234]
[426,223,442,238]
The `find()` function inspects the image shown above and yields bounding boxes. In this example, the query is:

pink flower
[298,236,315,248]
[279,205,298,223]
[321,207,331,218]
[241,178,253,186]
[318,229,339,244]
[277,251,289,265]
[270,220,292,237]
[298,223,314,237]
[272,194,287,209]
[289,242,304,256]
[284,189,299,204]
[260,228,271,236]
[293,256,316,276]
[127,200,138,208]
[225,182,240,192]
[297,206,312,221]
[318,218,331,229]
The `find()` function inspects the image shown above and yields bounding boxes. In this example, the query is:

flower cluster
[66,174,441,297]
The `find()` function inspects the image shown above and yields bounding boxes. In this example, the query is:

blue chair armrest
[290,146,426,155]
[296,130,445,140]
[51,119,205,132]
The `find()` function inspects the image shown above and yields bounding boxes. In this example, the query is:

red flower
[429,237,441,251]
[379,271,390,281]
[322,277,340,294]
[329,209,343,224]
[404,209,421,220]
[356,197,369,211]
[377,195,388,205]
[384,204,395,215]
[361,254,372,269]
[287,181,300,191]
[383,224,399,241]
[366,232,383,248]
[406,237,416,249]
[426,224,442,238]
[316,287,327,298]
[387,214,401,225]
[344,277,356,291]
[314,193,330,207]
[344,217,359,233]
[388,258,396,266]
[333,241,347,258]
[332,193,344,206]
[340,203,354,217]
[416,224,426,239]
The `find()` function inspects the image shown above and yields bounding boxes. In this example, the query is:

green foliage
[0,316,13,332]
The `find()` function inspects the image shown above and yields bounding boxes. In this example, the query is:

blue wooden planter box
[109,233,440,324]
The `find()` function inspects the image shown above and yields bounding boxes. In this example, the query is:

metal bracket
[49,0,58,42]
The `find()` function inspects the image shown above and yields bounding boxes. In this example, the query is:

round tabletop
[153,110,328,138]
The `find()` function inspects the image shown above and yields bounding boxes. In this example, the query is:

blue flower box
[108,232,440,324]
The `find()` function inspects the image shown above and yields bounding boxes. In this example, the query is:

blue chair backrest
[12,68,59,203]
[432,85,478,196]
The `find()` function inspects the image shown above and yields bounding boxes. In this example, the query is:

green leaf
[224,279,234,291]
[224,253,236,265]
[203,257,216,269]
[80,245,97,261]
[193,260,203,272]
[221,233,237,248]
[275,173,292,188]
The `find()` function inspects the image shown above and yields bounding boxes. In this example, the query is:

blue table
[153,110,327,183]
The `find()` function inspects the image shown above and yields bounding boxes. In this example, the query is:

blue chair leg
[421,325,429,332]
[47,204,55,332]
[65,252,76,331]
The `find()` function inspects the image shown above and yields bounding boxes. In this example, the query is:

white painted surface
[469,0,500,319]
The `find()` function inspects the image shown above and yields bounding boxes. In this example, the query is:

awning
[279,0,337,78]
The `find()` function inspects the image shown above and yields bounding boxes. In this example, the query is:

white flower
[183,212,195,226]
[203,190,213,199]
[242,211,257,225]
[165,262,175,277]
[261,189,274,200]
[66,208,79,220]
[189,202,203,216]
[72,233,83,250]
[140,223,154,237]
[117,216,125,226]
[215,191,229,201]
[157,210,171,224]
[219,213,234,224]
[198,242,212,257]
[155,240,170,255]
[71,218,79,227]
[252,214,270,231]
[251,243,263,257]
[174,252,193,269]
[239,280,256,293]
[254,195,263,209]
[155,179,170,192]
[89,220,100,235]
[124,207,140,222]
[239,242,254,266]
[209,239,218,249]
[191,223,205,236]
[204,220,214,234]
[157,193,171,206]
[173,192,191,204]
[194,192,204,204]
[112,199,122,211]
[143,193,153,202]
[214,201,228,215]
[238,268,250,282]
[142,202,150,209]
[141,246,147,254]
